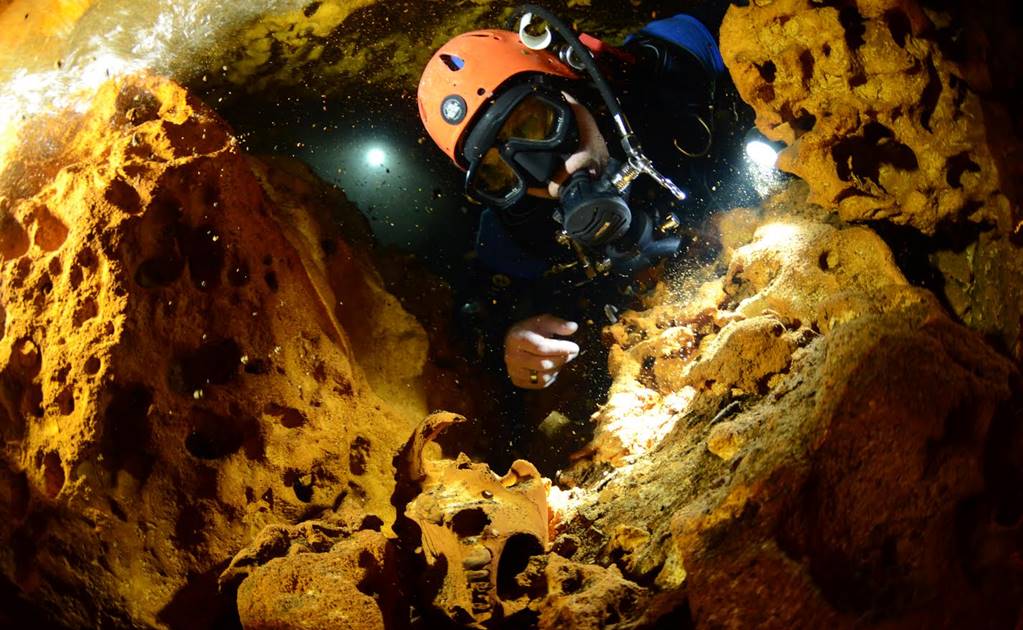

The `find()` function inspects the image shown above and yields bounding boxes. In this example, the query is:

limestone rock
[0,75,429,628]
[719,0,1017,237]
[535,555,648,630]
[224,515,400,630]
[562,191,1022,626]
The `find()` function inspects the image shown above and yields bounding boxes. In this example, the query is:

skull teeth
[462,546,492,569]
[466,569,490,582]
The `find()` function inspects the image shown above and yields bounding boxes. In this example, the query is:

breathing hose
[509,5,687,202]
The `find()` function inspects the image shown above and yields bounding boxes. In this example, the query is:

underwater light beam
[745,140,778,171]
[366,147,386,167]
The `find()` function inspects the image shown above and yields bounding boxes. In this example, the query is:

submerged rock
[720,0,1016,238]
[557,188,1023,627]
[0,75,430,628]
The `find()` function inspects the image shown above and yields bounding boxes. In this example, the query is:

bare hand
[504,314,580,389]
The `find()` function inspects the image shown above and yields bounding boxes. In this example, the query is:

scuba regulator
[511,5,690,280]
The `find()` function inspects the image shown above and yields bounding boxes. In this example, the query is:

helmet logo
[441,95,467,125]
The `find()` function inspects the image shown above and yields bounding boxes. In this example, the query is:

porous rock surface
[241,184,1023,629]
[0,74,431,628]
[555,185,1023,627]
[719,0,1017,237]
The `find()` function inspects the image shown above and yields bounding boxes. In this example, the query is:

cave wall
[555,185,1022,627]
[719,0,1023,357]
[0,75,431,628]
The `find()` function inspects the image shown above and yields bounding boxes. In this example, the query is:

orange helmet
[418,29,579,169]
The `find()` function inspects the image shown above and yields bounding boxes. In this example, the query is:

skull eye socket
[450,507,490,537]
[497,533,545,600]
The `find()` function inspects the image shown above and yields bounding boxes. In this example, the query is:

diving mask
[462,81,578,209]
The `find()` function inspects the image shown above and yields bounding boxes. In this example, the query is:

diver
[416,5,742,444]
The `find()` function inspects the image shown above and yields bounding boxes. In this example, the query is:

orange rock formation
[556,184,1022,626]
[720,0,1015,237]
[0,75,430,628]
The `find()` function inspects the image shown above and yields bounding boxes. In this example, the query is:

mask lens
[471,146,521,197]
[497,95,559,143]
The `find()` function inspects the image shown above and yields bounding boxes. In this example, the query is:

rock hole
[818,250,833,271]
[831,121,918,187]
[38,273,53,296]
[108,499,128,521]
[884,9,911,47]
[838,6,866,51]
[798,49,814,87]
[791,109,817,135]
[822,42,831,56]
[283,470,314,503]
[177,338,242,393]
[185,408,245,460]
[755,60,776,83]
[69,248,96,289]
[560,569,583,594]
[72,297,99,326]
[451,507,490,537]
[183,224,225,291]
[113,83,161,126]
[0,212,30,259]
[302,1,321,18]
[496,534,544,600]
[755,83,775,103]
[848,71,867,88]
[264,403,306,429]
[135,255,184,288]
[32,206,68,251]
[47,257,61,276]
[84,356,101,375]
[42,451,64,498]
[264,270,279,292]
[55,386,74,415]
[945,152,980,188]
[173,502,208,548]
[105,177,142,213]
[243,358,270,375]
[14,338,41,376]
[349,436,371,475]
[919,58,942,133]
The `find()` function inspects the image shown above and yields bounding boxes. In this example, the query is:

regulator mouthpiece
[558,170,632,247]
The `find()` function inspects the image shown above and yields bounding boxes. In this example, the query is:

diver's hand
[504,314,580,389]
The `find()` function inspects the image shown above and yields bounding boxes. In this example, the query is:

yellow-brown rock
[0,75,429,628]
[559,188,1022,627]
[221,512,401,630]
[719,0,1016,237]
